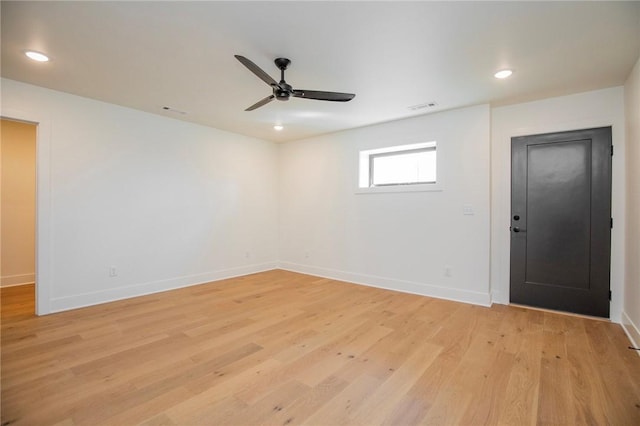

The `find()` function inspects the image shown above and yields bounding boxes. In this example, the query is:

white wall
[2,76,632,324]
[623,57,640,346]
[1,119,37,286]
[1,78,279,314]
[491,87,626,321]
[279,105,492,306]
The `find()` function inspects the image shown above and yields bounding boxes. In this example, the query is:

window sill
[355,184,443,194]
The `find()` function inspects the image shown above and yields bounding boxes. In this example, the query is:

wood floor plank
[270,375,349,425]
[565,324,609,425]
[302,373,383,425]
[420,387,474,425]
[495,312,543,426]
[292,323,393,387]
[2,271,640,425]
[164,358,283,418]
[349,342,442,424]
[167,394,247,426]
[228,379,311,426]
[459,350,516,424]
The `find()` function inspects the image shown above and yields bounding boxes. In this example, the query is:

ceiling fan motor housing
[275,90,290,101]
[275,81,293,101]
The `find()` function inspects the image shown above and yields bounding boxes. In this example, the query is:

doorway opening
[1,118,37,319]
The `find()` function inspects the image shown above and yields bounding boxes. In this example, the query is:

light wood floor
[1,270,639,425]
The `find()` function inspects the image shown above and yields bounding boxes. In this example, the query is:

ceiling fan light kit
[235,55,355,111]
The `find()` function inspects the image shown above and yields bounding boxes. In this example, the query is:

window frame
[357,141,442,194]
[368,146,437,187]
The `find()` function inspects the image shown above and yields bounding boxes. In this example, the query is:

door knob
[512,227,526,233]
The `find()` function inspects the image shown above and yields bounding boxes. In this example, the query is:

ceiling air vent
[162,106,187,115]
[408,102,437,111]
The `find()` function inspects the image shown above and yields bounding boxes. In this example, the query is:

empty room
[1,1,640,425]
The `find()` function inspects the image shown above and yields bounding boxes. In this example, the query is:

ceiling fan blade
[235,55,278,87]
[292,90,355,102]
[245,95,275,111]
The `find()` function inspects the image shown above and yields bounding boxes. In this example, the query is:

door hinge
[609,290,612,301]
[611,218,613,229]
[611,145,614,156]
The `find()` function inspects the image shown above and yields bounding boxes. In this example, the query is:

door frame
[2,108,53,315]
[491,114,625,322]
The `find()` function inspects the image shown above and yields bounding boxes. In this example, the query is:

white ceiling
[2,1,639,143]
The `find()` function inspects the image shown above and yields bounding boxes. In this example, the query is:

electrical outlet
[109,266,118,277]
[244,251,250,259]
[444,266,452,277]
[304,251,310,259]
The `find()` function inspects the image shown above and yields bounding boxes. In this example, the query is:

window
[359,142,437,191]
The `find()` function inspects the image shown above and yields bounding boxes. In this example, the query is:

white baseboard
[621,311,640,356]
[48,262,278,313]
[1,273,35,287]
[491,290,508,305]
[279,262,492,307]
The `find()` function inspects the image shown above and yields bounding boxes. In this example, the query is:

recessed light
[494,69,513,79]
[273,125,284,131]
[25,50,50,62]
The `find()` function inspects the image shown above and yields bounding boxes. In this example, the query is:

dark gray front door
[510,127,612,317]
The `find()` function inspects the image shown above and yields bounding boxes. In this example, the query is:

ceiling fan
[234,55,356,111]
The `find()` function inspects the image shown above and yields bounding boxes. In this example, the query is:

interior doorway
[1,118,37,317]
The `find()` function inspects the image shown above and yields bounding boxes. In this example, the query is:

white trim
[1,107,53,315]
[354,184,443,194]
[621,311,640,356]
[357,141,442,194]
[360,141,437,157]
[1,273,35,287]
[49,262,278,313]
[279,262,492,307]
[491,290,508,305]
